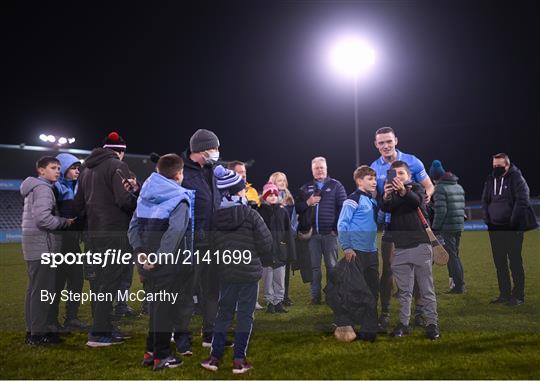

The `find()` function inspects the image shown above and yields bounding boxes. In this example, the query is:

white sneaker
[255,302,263,310]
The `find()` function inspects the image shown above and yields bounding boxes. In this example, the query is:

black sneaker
[142,351,154,367]
[283,297,293,306]
[425,324,441,340]
[64,318,89,332]
[232,358,253,374]
[391,323,411,337]
[506,297,524,306]
[86,334,124,347]
[490,296,510,304]
[356,331,377,343]
[28,333,64,346]
[378,313,390,334]
[153,355,182,371]
[274,302,288,313]
[266,303,275,314]
[200,356,220,372]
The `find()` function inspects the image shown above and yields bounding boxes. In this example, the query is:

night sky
[3,1,539,200]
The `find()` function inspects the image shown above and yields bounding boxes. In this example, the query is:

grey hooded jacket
[20,177,68,261]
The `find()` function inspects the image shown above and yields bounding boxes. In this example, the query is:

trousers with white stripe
[211,281,257,360]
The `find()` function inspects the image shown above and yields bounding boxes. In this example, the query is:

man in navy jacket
[296,157,347,304]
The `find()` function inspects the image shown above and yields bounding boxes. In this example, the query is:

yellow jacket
[245,183,260,206]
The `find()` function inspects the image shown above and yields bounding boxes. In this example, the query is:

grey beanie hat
[189,129,220,153]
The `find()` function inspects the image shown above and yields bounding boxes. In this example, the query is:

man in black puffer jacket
[482,153,537,306]
[296,156,347,305]
[200,165,272,374]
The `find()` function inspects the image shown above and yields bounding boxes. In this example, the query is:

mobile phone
[313,188,321,197]
[116,169,128,182]
[386,169,397,184]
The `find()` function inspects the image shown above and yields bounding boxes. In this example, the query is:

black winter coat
[181,150,221,245]
[380,182,430,249]
[257,203,297,268]
[73,148,137,233]
[211,204,273,283]
[296,177,347,234]
[324,258,378,332]
[481,165,538,231]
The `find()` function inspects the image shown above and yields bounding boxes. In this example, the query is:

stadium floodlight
[68,137,76,144]
[47,135,56,143]
[39,134,48,142]
[328,35,375,80]
[58,137,68,145]
[326,34,376,166]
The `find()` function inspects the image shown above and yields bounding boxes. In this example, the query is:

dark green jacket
[432,173,465,232]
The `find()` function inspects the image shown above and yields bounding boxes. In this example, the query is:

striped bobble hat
[213,165,246,195]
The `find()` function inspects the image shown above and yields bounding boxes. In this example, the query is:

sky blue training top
[337,189,378,253]
[370,149,428,223]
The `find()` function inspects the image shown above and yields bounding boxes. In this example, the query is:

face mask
[204,150,220,164]
[492,166,505,178]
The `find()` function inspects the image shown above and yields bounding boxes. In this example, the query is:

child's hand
[344,249,356,262]
[66,218,76,226]
[143,262,155,271]
[383,183,394,199]
[392,178,406,196]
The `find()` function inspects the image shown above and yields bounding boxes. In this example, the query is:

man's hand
[123,178,139,193]
[307,194,321,206]
[66,218,76,226]
[392,178,406,196]
[344,249,356,263]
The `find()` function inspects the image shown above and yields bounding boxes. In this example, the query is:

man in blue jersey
[370,126,434,332]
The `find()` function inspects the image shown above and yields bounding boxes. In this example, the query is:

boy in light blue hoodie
[337,165,379,341]
[128,154,194,371]
[48,153,88,332]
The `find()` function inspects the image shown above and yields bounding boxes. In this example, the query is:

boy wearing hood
[128,154,194,371]
[431,169,466,294]
[47,153,88,332]
[21,156,74,345]
[482,153,537,306]
[200,165,272,375]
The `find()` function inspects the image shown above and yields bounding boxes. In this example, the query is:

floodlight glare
[39,134,48,142]
[58,137,68,145]
[328,36,375,79]
[47,135,56,143]
[68,137,76,144]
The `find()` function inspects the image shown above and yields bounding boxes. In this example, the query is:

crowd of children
[22,127,536,374]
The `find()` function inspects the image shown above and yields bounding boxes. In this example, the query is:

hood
[84,148,119,169]
[56,153,81,178]
[439,172,459,184]
[213,204,250,231]
[20,176,53,197]
[137,172,192,219]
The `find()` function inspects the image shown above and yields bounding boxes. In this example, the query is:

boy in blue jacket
[337,165,379,341]
[128,154,194,371]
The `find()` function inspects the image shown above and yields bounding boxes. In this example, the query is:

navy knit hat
[429,160,445,181]
[190,129,220,153]
[214,165,245,196]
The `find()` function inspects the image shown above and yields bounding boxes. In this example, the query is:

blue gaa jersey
[370,150,428,223]
[337,190,378,253]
